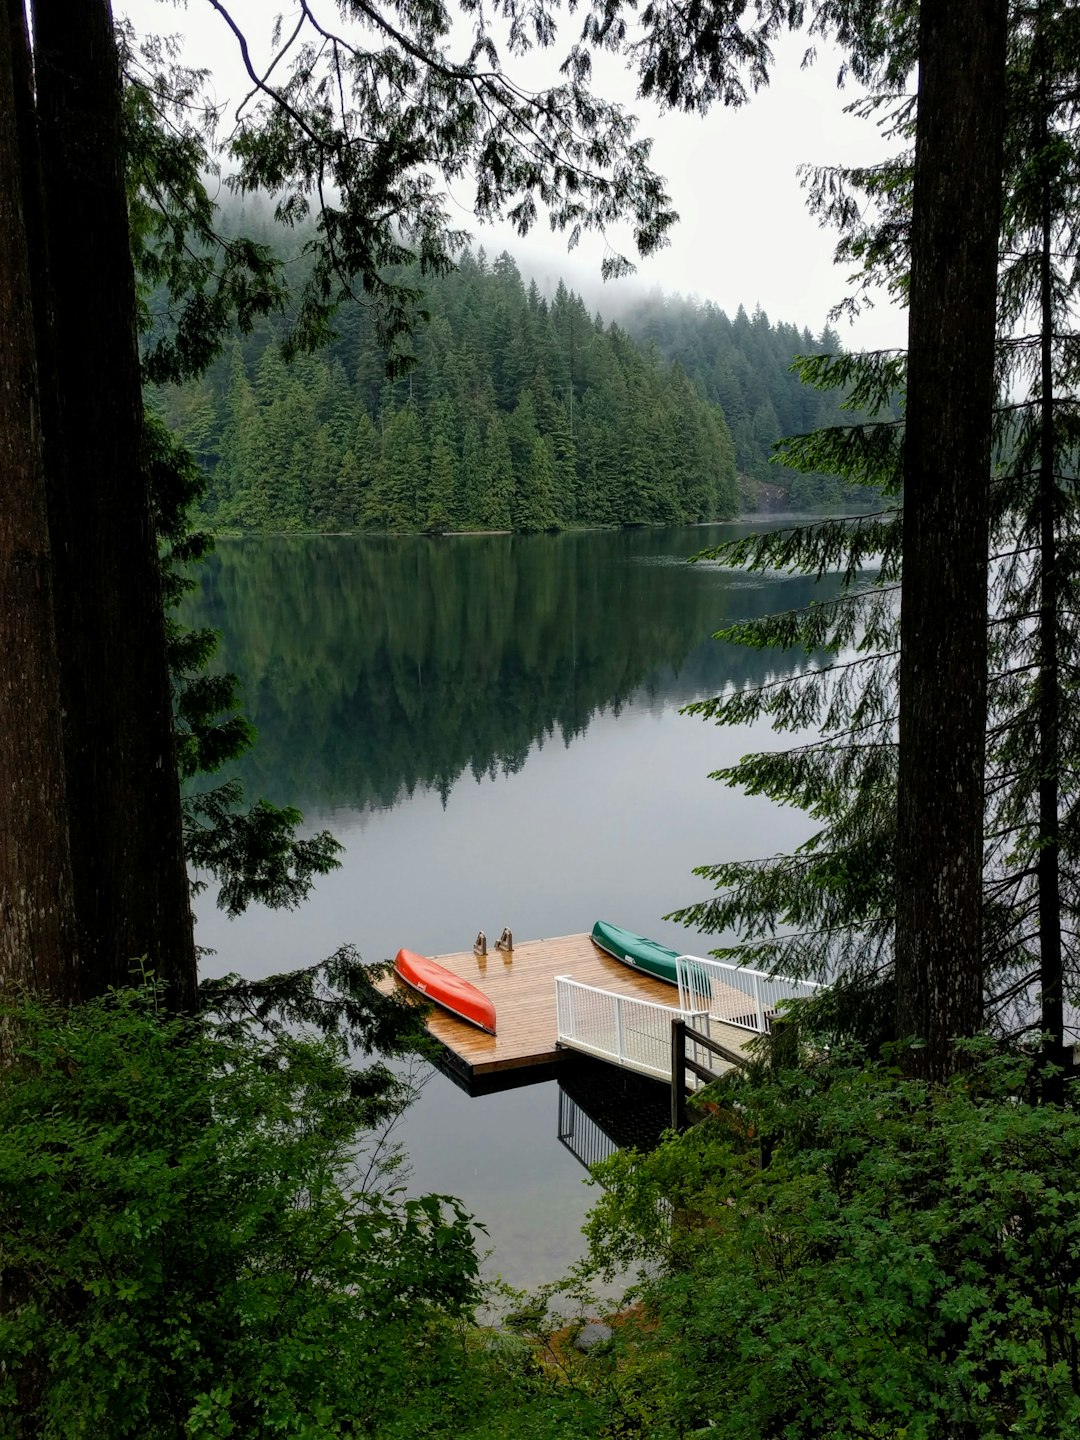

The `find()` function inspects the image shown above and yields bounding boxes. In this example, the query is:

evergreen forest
[155,243,868,534]
[620,292,877,506]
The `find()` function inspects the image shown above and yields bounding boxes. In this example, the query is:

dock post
[752,971,766,1032]
[670,1018,687,1131]
[770,1015,797,1071]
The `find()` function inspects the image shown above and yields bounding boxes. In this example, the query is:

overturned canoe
[394,948,497,1035]
[590,919,682,984]
[590,919,710,997]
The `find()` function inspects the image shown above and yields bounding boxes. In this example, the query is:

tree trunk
[0,3,78,1003]
[895,0,1008,1079]
[29,0,196,1008]
[1035,28,1065,1102]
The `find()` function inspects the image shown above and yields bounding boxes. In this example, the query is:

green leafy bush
[584,1052,1080,1439]
[0,987,483,1438]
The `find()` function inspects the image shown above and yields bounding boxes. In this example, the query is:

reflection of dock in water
[557,1054,671,1175]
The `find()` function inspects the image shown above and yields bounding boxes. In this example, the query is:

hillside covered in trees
[158,249,742,533]
[156,246,867,534]
[619,291,876,507]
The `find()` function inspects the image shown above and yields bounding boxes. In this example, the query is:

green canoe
[590,920,710,998]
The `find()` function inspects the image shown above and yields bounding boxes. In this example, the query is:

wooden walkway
[383,932,756,1090]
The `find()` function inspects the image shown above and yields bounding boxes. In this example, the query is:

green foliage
[620,296,897,507]
[582,1055,1080,1439]
[199,944,430,1075]
[158,246,742,533]
[672,4,1080,1060]
[144,409,342,918]
[669,499,901,986]
[127,0,677,381]
[121,30,287,386]
[183,784,342,916]
[0,985,482,1438]
[578,0,918,115]
[0,984,625,1439]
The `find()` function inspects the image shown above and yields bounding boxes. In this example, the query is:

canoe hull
[590,920,711,1000]
[394,948,497,1035]
[590,919,682,985]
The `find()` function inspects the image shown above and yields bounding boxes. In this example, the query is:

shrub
[583,1052,1080,1439]
[0,986,480,1438]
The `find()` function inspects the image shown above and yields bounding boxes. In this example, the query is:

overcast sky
[122,0,907,349]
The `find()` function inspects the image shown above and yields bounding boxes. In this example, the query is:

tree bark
[895,0,1008,1079]
[0,3,78,1004]
[29,0,196,1008]
[1035,23,1064,1102]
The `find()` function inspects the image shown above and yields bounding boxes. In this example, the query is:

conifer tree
[668,2,1080,1078]
[425,434,459,533]
[988,0,1080,1090]
[0,9,78,1003]
[3,0,685,1002]
[516,437,559,532]
[214,343,264,525]
[26,0,196,1006]
[480,416,515,530]
[459,420,487,525]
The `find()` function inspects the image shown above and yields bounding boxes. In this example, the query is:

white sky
[122,0,907,349]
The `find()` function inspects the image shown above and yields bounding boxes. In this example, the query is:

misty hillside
[155,245,874,533]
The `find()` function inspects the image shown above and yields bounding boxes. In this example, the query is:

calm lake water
[185,522,828,1291]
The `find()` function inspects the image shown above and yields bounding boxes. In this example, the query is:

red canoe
[394,948,497,1035]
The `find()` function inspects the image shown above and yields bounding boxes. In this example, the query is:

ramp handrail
[670,1017,749,1130]
[674,954,819,1033]
[555,975,709,1081]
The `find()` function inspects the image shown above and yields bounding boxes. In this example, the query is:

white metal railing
[674,955,820,1033]
[555,975,709,1080]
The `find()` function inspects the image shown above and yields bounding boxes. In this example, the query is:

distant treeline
[157,250,743,533]
[621,293,878,508]
[156,246,873,535]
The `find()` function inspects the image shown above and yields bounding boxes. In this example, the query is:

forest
[155,237,874,534]
[5,0,1080,1437]
[620,290,869,505]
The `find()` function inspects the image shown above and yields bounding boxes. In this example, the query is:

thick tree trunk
[895,0,1008,1079]
[1036,43,1064,1102]
[29,0,196,1008]
[0,5,78,1003]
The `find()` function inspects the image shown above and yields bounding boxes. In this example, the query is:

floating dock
[384,931,756,1092]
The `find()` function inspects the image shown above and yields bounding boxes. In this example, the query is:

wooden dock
[383,932,756,1092]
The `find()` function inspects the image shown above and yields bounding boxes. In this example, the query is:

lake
[185,521,827,1292]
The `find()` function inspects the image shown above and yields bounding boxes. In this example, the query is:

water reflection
[185,524,834,815]
[557,1055,672,1176]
